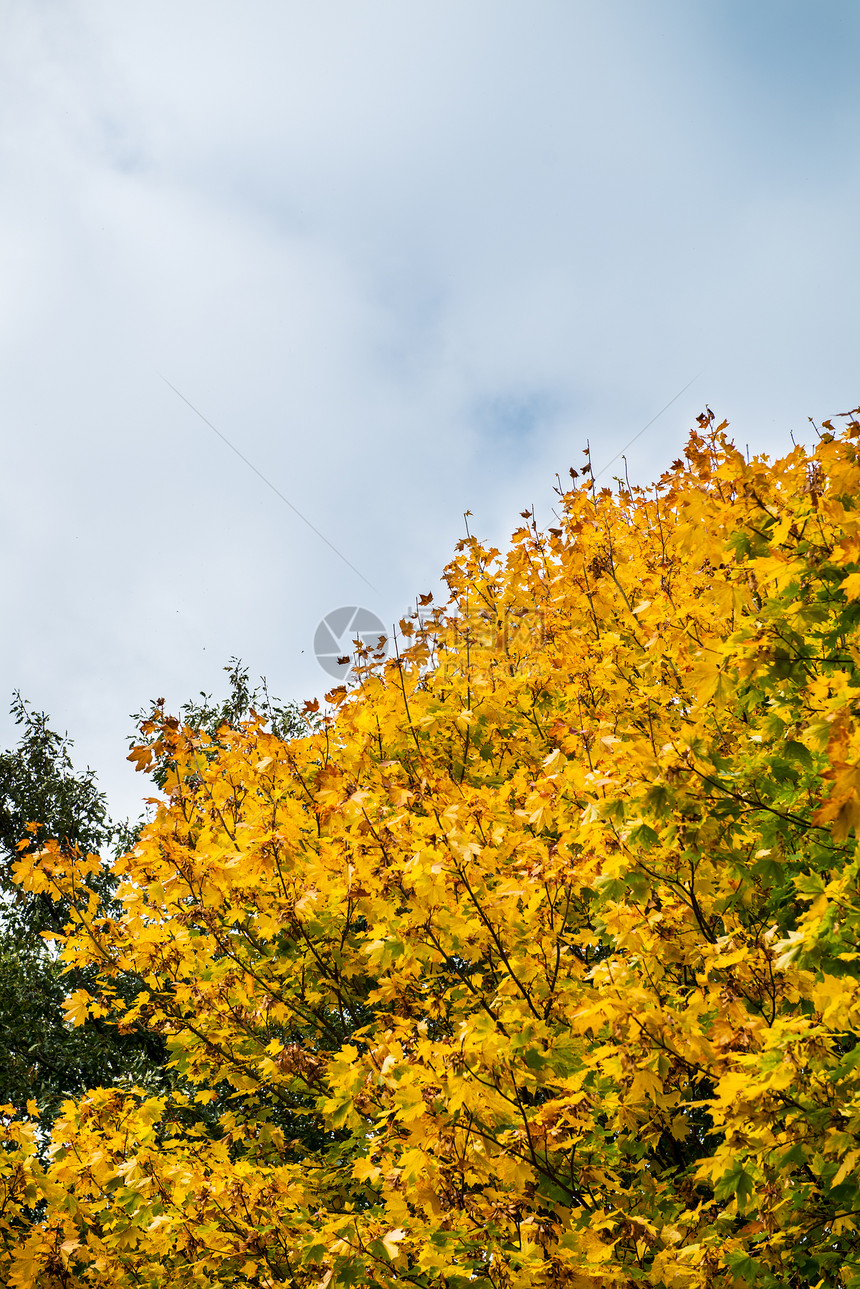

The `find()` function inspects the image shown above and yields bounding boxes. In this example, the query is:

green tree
[0,696,165,1127]
[0,694,111,937]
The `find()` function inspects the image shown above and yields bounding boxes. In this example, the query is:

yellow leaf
[382,1227,407,1260]
[352,1158,382,1183]
[832,1149,860,1188]
[62,989,92,1028]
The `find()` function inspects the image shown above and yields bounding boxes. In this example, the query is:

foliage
[0,698,166,1132]
[0,933,167,1138]
[7,410,860,1287]
[0,667,301,1136]
[129,657,305,790]
[0,695,111,937]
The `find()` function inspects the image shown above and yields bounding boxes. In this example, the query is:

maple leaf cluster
[5,411,860,1287]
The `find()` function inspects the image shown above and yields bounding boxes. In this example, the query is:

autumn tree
[7,410,860,1288]
[0,664,301,1139]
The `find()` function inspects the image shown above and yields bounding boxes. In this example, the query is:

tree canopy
[0,697,165,1131]
[5,410,860,1287]
[0,694,111,936]
[0,664,300,1137]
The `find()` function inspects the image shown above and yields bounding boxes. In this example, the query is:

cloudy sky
[1,0,858,821]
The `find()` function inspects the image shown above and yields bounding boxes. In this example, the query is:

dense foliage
[0,695,111,937]
[5,411,860,1287]
[0,698,163,1129]
[0,664,300,1134]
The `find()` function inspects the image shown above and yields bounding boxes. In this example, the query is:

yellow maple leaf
[62,989,92,1028]
[381,1228,407,1260]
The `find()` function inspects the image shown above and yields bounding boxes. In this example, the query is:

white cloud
[1,0,857,819]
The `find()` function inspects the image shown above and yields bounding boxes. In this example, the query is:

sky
[1,0,858,823]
